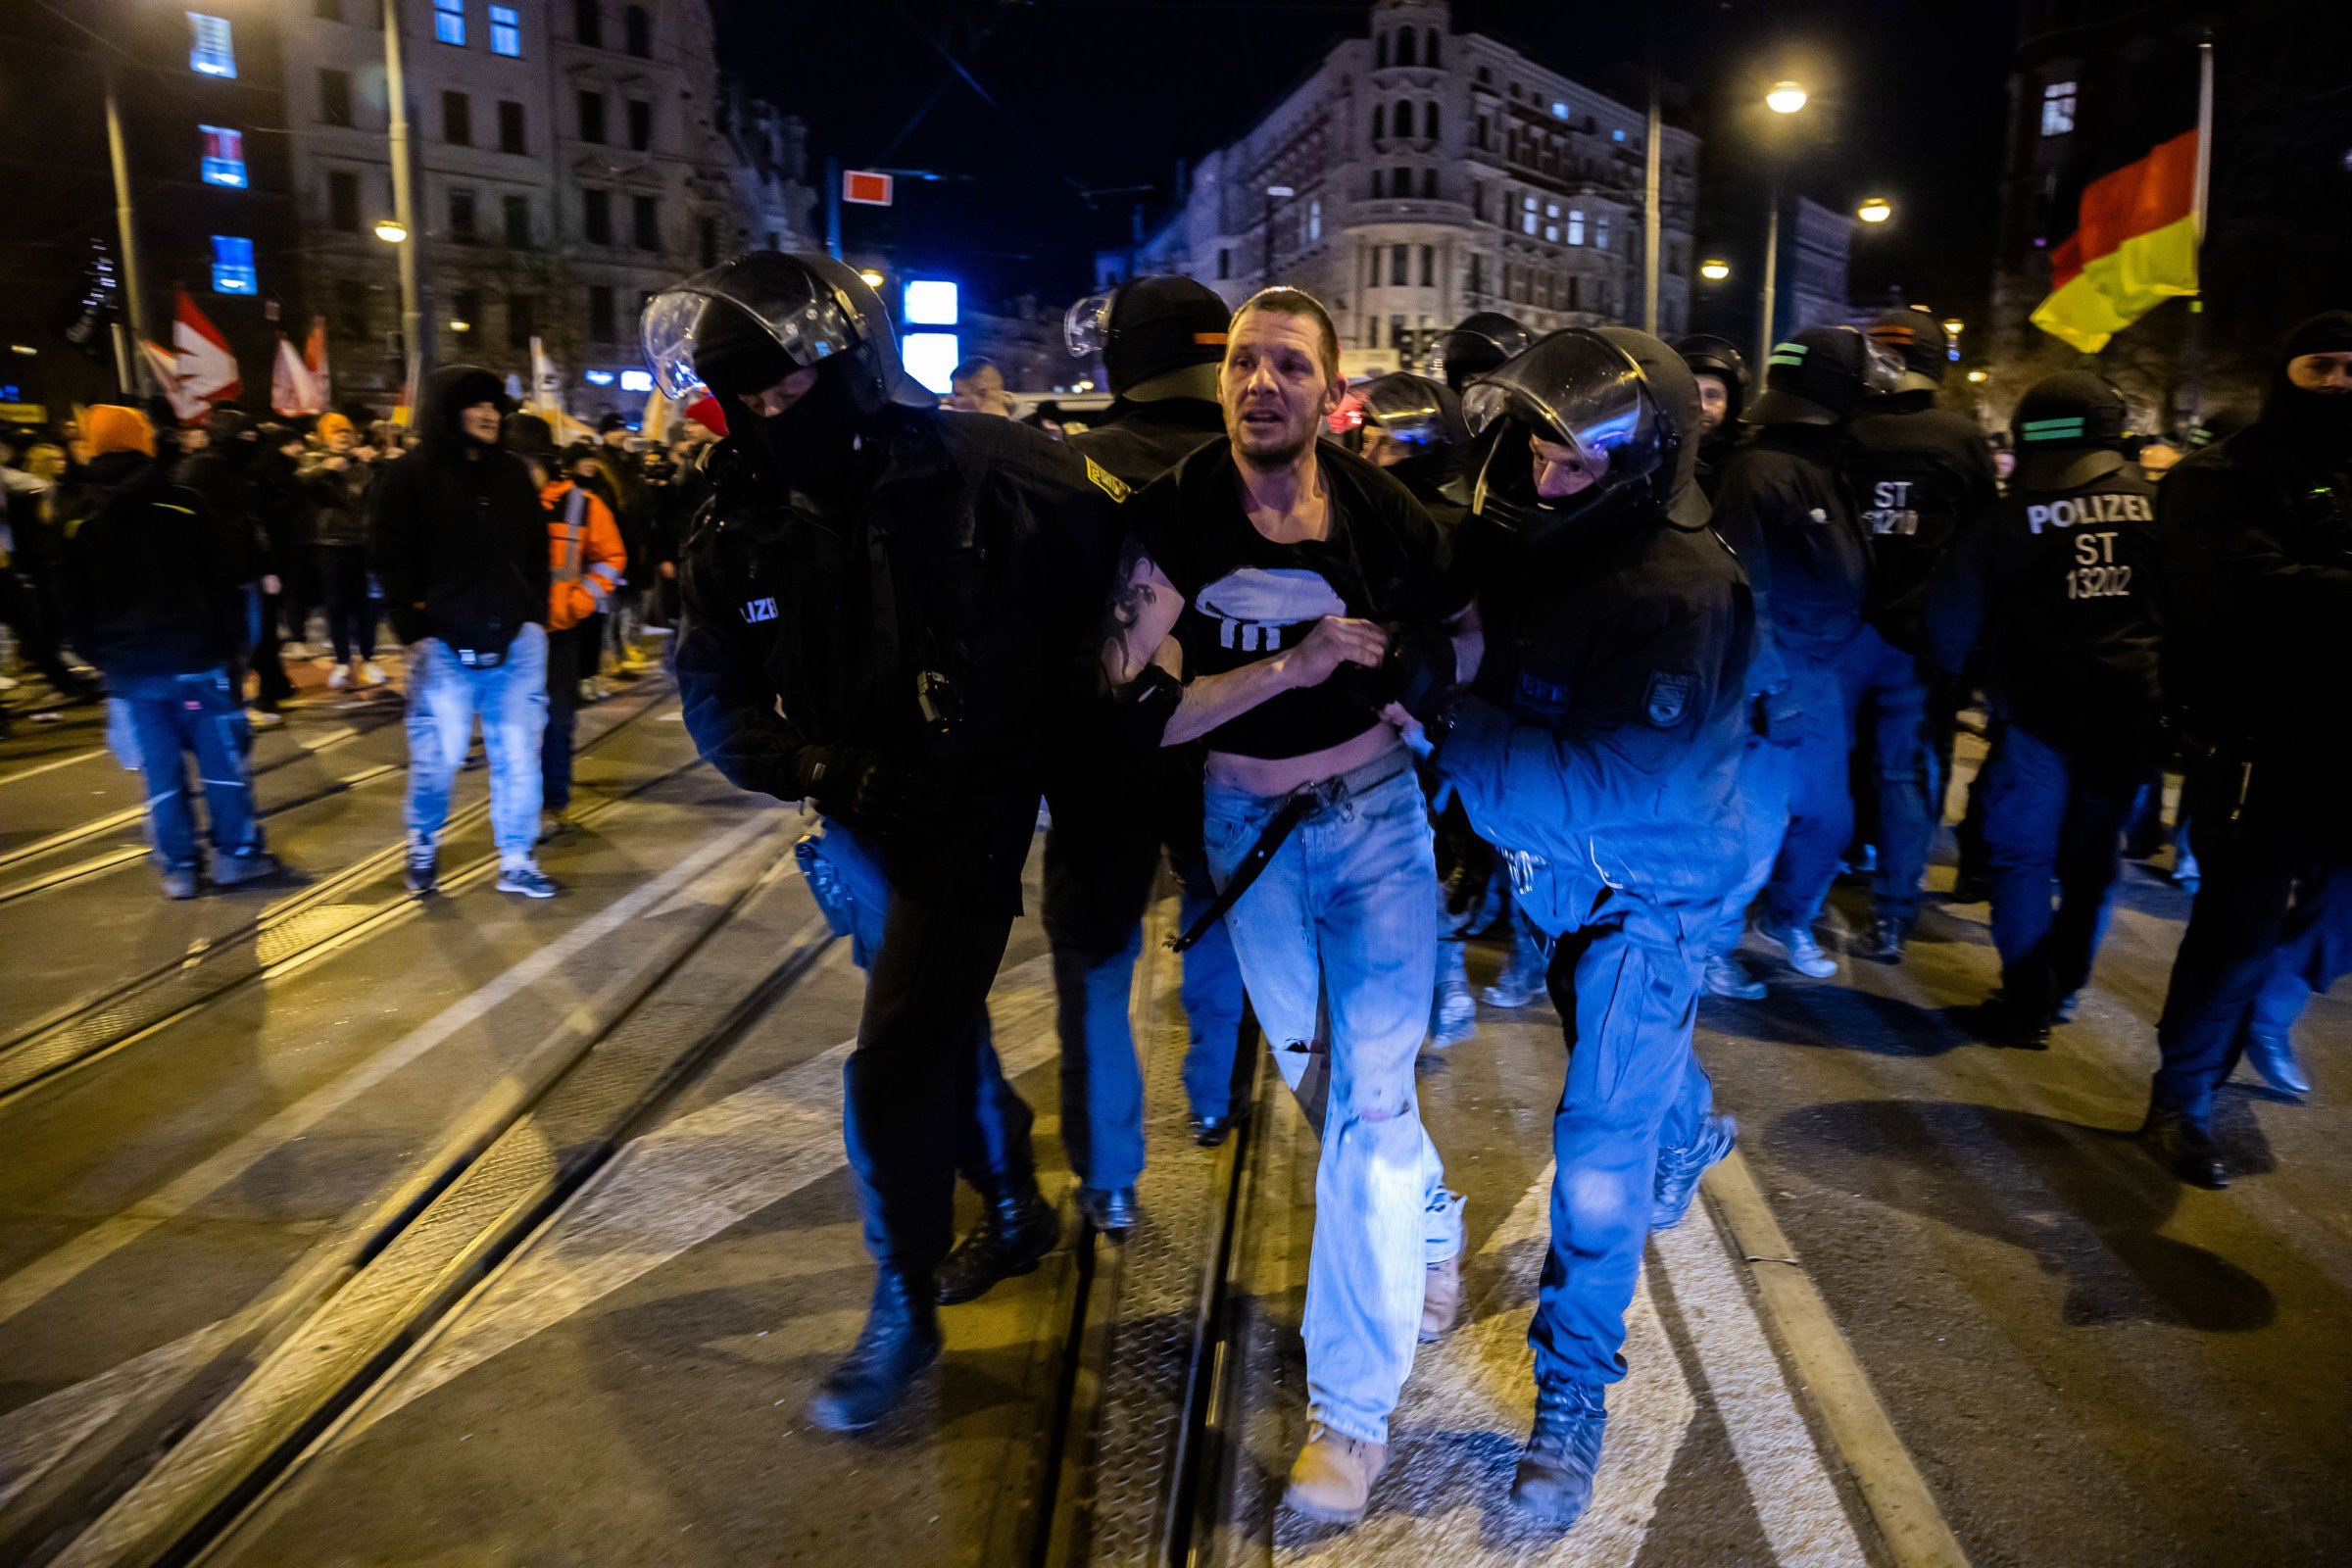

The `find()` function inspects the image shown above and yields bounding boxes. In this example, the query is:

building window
[1467,253,1486,296]
[1522,194,1538,236]
[1371,103,1384,141]
[1424,102,1439,140]
[1369,168,1383,199]
[1569,276,1584,311]
[589,284,616,342]
[1424,27,1438,66]
[1595,212,1610,251]
[451,288,480,334]
[449,187,477,242]
[1217,248,1231,280]
[490,5,521,57]
[632,194,658,249]
[1390,243,1408,286]
[1375,31,1388,69]
[443,90,472,146]
[1390,314,1408,353]
[504,194,531,248]
[578,90,607,143]
[316,0,343,19]
[1421,168,1437,199]
[699,216,718,268]
[1419,245,1434,287]
[499,99,526,154]
[2040,80,2077,136]
[627,99,652,151]
[508,293,536,349]
[1308,198,1322,243]
[434,0,466,47]
[335,278,368,339]
[327,170,360,232]
[199,125,246,188]
[1396,28,1415,68]
[1567,209,1586,245]
[320,68,353,126]
[623,4,651,58]
[583,188,612,244]
[211,234,257,295]
[575,0,602,47]
[189,13,236,77]
[1612,126,1626,143]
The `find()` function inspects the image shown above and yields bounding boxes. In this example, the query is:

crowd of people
[646,251,2346,1536]
[0,385,718,894]
[6,248,2343,1537]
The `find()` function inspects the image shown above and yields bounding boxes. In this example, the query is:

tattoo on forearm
[1100,538,1161,677]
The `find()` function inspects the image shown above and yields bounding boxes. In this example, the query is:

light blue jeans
[1205,754,1464,1447]
[403,624,548,867]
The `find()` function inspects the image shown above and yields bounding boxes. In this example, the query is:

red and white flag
[172,288,242,409]
[303,316,332,409]
[140,339,211,422]
[270,334,323,416]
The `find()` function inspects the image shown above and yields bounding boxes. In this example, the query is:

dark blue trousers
[1836,624,1938,922]
[1979,725,2144,1014]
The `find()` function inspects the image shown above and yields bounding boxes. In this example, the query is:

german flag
[2031,38,2211,354]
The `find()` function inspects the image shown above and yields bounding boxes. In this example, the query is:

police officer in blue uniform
[1710,326,1904,980]
[1674,333,1749,501]
[656,252,1126,1430]
[1433,311,1535,393]
[1393,327,1752,1529]
[2145,311,2352,1186]
[1929,372,2163,1047]
[1847,311,2002,961]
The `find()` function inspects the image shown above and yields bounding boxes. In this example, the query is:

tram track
[1,826,825,1568]
[0,685,677,1105]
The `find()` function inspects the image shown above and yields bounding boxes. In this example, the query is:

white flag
[271,335,323,416]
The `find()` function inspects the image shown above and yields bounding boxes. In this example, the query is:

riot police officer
[1711,326,1903,982]
[654,252,1127,1430]
[1674,333,1749,501]
[1845,311,2002,961]
[1396,327,1752,1528]
[1433,310,1535,393]
[1929,372,2162,1047]
[2145,311,2352,1187]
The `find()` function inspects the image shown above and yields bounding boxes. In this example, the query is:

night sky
[718,0,2018,340]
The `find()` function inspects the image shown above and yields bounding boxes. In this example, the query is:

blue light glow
[903,279,958,326]
[903,331,959,395]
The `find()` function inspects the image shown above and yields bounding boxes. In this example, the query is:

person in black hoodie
[371,366,556,899]
[56,405,280,899]
[174,409,292,726]
[2143,311,2352,1186]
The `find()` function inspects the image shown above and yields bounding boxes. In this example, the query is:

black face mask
[2262,311,2352,460]
[743,366,876,502]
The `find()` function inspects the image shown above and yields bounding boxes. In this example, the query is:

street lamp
[1699,258,1732,282]
[373,220,409,244]
[1758,81,1807,367]
[1966,368,1988,383]
[1766,80,1808,115]
[858,268,885,288]
[1941,317,1966,337]
[1857,196,1893,224]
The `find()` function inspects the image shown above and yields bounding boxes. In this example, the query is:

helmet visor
[1359,374,1452,448]
[1464,329,1659,483]
[641,259,861,402]
[1860,332,1907,395]
[1064,292,1114,360]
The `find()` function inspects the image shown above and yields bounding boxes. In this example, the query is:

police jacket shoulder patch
[1084,456,1131,504]
[1644,669,1693,727]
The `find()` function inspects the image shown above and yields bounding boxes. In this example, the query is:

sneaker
[1858,914,1911,965]
[1702,953,1768,1001]
[1284,1423,1388,1524]
[1431,944,1477,1049]
[577,677,601,705]
[161,865,200,900]
[360,661,388,687]
[1483,926,1549,1008]
[210,850,283,888]
[1652,1112,1737,1230]
[404,847,438,895]
[2241,1028,2312,1097]
[1420,1251,1461,1343]
[282,640,314,661]
[326,666,351,691]
[245,707,284,730]
[1511,1379,1608,1526]
[537,808,576,844]
[1753,917,1838,979]
[496,861,561,899]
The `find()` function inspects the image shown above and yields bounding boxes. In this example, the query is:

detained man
[1100,287,1473,1525]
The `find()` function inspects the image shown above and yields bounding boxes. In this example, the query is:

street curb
[1702,1150,1974,1568]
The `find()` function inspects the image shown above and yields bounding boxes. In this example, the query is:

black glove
[794,746,944,836]
[1333,620,1458,721]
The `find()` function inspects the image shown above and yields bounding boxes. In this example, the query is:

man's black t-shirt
[1129,437,1462,760]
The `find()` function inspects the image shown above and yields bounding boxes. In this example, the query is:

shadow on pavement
[1768,1098,2276,1334]
[1702,981,1973,1058]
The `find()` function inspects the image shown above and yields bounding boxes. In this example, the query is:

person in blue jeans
[55,404,280,899]
[369,367,558,899]
[1102,288,1471,1525]
[1930,373,2166,1048]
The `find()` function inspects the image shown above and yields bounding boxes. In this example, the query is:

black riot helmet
[1064,274,1231,396]
[1460,326,1702,549]
[1358,371,1472,489]
[641,250,934,417]
[1745,324,1903,427]
[1434,312,1535,391]
[1673,333,1749,424]
[1865,309,1952,392]
[2009,371,2132,491]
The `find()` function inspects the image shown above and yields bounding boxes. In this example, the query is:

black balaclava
[694,298,874,501]
[2261,311,2352,458]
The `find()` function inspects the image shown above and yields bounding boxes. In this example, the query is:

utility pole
[1642,9,1662,336]
[102,64,151,396]
[383,0,424,384]
[1757,181,1781,370]
[824,157,842,259]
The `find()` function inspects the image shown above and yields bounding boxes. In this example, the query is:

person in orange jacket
[505,414,624,839]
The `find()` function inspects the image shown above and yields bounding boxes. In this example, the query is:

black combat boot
[935,1171,1058,1305]
[807,1268,945,1432]
[1510,1377,1609,1526]
[2139,1107,2230,1190]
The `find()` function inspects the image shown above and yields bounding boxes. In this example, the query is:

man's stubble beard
[1233,426,1314,472]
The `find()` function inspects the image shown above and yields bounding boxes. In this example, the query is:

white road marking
[0,812,776,1329]
[0,1322,234,1510]
[331,957,1061,1442]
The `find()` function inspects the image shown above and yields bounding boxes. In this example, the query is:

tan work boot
[1419,1251,1461,1343]
[1284,1422,1388,1523]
